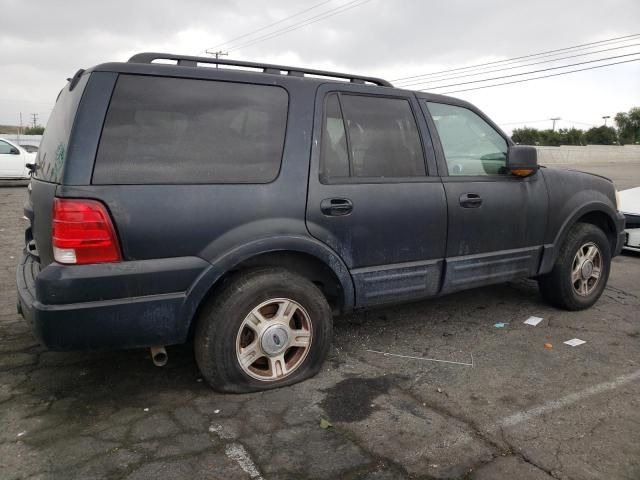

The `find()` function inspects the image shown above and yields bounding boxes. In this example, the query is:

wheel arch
[539,202,618,274]
[179,236,355,340]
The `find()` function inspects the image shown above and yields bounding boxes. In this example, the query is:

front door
[420,100,549,293]
[306,85,447,306]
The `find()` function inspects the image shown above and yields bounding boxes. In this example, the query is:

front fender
[538,168,622,274]
[539,200,622,274]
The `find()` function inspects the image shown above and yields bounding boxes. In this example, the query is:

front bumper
[622,212,640,253]
[16,253,209,350]
[612,211,627,256]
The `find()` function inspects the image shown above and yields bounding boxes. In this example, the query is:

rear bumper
[16,253,209,350]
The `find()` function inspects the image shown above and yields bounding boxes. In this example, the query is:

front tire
[194,268,333,393]
[538,223,611,310]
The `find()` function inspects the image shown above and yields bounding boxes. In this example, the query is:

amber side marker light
[511,169,535,177]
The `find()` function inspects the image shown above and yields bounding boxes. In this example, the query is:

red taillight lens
[52,198,122,265]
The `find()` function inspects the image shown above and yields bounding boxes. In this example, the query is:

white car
[618,186,640,252]
[0,138,35,179]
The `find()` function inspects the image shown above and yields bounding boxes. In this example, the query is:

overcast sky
[1,0,639,134]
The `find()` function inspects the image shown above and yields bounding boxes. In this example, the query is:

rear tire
[538,223,611,311]
[194,268,332,393]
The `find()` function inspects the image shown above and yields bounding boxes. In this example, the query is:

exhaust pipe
[150,345,168,367]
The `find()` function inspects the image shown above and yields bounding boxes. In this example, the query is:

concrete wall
[536,145,640,165]
[1,134,42,147]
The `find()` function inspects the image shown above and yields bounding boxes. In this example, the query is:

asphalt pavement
[0,164,638,479]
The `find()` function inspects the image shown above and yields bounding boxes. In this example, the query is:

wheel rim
[571,242,602,296]
[235,298,312,382]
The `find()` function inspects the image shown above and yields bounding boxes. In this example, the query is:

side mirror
[507,145,538,177]
[9,147,20,155]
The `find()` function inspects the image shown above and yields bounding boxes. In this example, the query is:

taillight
[52,198,122,264]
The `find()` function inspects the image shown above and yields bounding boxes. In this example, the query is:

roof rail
[127,52,393,87]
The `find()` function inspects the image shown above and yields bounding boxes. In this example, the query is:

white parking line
[491,368,640,431]
[225,443,264,480]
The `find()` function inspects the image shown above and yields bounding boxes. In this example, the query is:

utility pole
[30,113,38,129]
[206,50,228,68]
[602,115,610,126]
[18,113,23,143]
[550,117,561,131]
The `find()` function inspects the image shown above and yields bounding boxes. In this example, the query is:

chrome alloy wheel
[235,298,312,381]
[571,242,602,296]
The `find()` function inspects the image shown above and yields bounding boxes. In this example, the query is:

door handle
[320,198,353,216]
[459,193,482,208]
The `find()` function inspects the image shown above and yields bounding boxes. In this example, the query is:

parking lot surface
[1,173,639,479]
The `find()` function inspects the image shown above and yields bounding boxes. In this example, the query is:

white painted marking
[208,424,234,439]
[564,338,587,347]
[366,349,474,367]
[524,316,544,326]
[493,369,640,430]
[225,443,264,479]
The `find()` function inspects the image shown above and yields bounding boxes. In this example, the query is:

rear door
[306,84,447,306]
[420,99,548,293]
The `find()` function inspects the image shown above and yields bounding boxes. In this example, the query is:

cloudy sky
[1,0,639,134]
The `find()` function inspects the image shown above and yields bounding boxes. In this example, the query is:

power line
[395,35,640,85]
[392,32,640,82]
[422,51,640,90]
[565,119,598,127]
[439,57,640,94]
[226,0,370,52]
[204,0,333,53]
[397,42,640,88]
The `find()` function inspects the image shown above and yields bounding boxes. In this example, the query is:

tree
[563,127,586,146]
[584,126,618,145]
[511,127,539,145]
[538,129,564,146]
[615,107,640,144]
[24,126,45,135]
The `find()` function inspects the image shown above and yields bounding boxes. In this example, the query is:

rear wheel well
[574,211,616,255]
[191,251,345,338]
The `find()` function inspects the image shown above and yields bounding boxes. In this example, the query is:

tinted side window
[340,95,425,178]
[320,93,426,180]
[426,102,508,176]
[320,93,349,180]
[94,75,288,184]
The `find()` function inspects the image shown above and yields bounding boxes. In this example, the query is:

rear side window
[320,93,425,180]
[34,73,89,183]
[320,94,350,179]
[93,75,288,184]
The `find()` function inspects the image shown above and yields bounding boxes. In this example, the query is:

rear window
[34,73,89,183]
[93,75,288,184]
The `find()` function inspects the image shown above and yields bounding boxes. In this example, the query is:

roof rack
[128,52,393,87]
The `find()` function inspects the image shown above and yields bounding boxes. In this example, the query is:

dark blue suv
[17,53,625,392]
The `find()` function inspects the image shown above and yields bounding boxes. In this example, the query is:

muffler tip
[150,345,168,367]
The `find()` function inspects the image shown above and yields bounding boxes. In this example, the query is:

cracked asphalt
[1,173,639,479]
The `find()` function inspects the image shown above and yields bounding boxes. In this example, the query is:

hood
[618,186,640,215]
[565,168,613,183]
